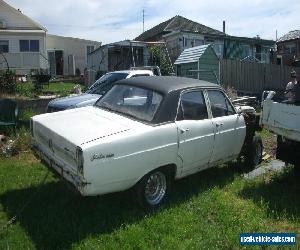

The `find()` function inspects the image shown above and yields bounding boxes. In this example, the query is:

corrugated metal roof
[174,44,210,65]
[278,30,300,42]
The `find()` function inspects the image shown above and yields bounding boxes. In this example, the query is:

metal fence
[220,59,300,95]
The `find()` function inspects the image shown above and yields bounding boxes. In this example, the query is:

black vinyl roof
[116,76,220,95]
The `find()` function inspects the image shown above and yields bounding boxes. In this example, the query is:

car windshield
[86,72,129,95]
[95,84,163,122]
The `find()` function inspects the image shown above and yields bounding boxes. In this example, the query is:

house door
[48,50,64,76]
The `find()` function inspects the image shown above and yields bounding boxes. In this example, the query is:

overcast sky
[6,0,300,44]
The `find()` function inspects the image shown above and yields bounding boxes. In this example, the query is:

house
[174,44,219,83]
[46,34,101,76]
[0,0,48,74]
[0,0,101,76]
[135,15,275,64]
[276,30,300,66]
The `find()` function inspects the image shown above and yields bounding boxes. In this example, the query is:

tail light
[76,147,84,175]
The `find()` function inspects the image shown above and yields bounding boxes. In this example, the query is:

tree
[148,45,174,75]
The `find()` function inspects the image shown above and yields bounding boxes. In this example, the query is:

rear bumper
[32,142,89,195]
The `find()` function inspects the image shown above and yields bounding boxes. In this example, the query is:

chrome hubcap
[144,171,166,206]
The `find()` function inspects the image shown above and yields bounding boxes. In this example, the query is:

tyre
[276,135,285,160]
[133,169,171,210]
[245,135,263,168]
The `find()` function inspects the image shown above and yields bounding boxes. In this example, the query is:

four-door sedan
[31,76,262,209]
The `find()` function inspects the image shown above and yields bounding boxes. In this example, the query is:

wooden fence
[220,59,300,95]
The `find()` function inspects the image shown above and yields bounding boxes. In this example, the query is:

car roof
[116,76,220,95]
[110,69,153,75]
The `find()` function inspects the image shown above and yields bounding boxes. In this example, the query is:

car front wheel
[134,169,171,210]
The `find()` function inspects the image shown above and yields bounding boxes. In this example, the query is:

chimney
[223,20,226,33]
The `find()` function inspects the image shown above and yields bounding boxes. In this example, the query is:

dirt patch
[260,130,277,158]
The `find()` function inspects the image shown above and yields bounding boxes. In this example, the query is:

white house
[0,0,101,76]
[0,0,48,74]
[46,34,101,76]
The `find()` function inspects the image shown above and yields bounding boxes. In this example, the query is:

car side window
[178,91,208,120]
[207,90,235,118]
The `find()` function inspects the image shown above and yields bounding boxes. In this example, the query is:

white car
[31,76,262,209]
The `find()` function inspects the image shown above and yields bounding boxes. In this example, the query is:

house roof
[135,15,224,41]
[47,34,101,44]
[174,44,214,65]
[0,0,47,31]
[278,30,300,43]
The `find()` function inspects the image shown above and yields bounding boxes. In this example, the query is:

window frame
[0,40,9,53]
[205,89,236,118]
[176,88,209,121]
[19,39,39,52]
[86,45,95,55]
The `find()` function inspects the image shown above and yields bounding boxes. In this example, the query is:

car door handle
[179,128,189,134]
[216,122,224,127]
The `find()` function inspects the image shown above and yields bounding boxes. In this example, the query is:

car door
[175,90,215,176]
[206,89,246,164]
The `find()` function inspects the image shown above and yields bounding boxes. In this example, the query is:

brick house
[276,30,300,66]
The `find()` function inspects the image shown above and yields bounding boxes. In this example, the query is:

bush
[19,108,36,121]
[0,70,16,94]
[13,127,32,153]
[16,82,35,98]
[148,46,174,75]
[0,127,31,157]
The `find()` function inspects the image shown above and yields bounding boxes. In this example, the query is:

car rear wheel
[133,169,171,210]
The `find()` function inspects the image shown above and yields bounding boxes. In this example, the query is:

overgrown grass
[0,149,299,249]
[15,82,79,98]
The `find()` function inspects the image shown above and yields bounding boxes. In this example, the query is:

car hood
[33,106,143,146]
[48,93,101,109]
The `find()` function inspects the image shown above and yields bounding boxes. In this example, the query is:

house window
[284,43,296,54]
[0,40,8,52]
[277,44,283,53]
[20,40,39,52]
[195,39,204,46]
[87,45,95,55]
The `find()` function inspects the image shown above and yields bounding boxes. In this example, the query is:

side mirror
[236,107,243,115]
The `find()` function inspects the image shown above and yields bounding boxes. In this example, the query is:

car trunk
[32,107,133,172]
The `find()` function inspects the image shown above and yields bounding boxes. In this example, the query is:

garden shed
[174,44,220,84]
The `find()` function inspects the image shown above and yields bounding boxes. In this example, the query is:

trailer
[260,92,300,165]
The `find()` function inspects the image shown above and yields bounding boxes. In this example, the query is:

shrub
[148,46,174,75]
[13,127,32,153]
[0,70,16,94]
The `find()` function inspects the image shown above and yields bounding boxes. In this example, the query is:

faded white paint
[0,0,46,30]
[32,88,246,196]
[261,99,300,142]
[0,0,47,74]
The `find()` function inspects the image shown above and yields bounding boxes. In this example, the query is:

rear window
[95,84,163,122]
